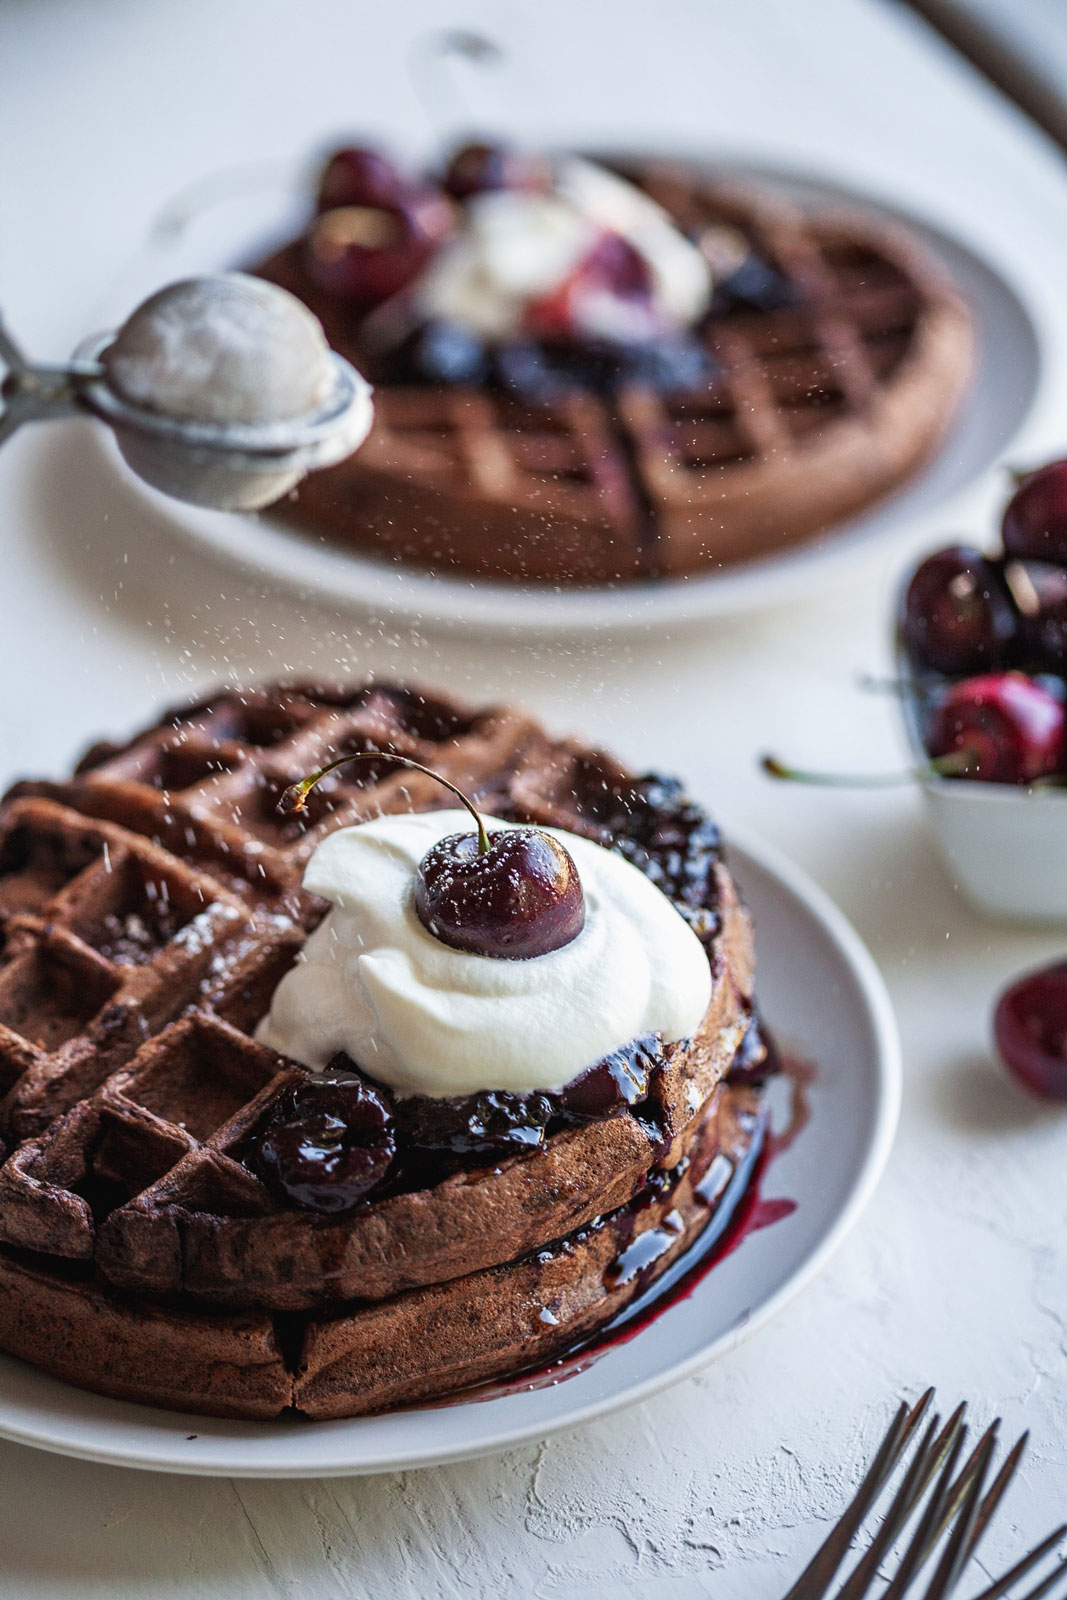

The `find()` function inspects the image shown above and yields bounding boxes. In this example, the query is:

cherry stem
[278,751,491,853]
[855,672,919,698]
[760,749,978,786]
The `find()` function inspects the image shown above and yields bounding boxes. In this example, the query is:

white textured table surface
[3,1,1067,1595]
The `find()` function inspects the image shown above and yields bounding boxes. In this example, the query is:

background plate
[0,830,900,1477]
[89,158,1045,633]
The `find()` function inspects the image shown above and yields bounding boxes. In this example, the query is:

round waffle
[254,161,973,585]
[0,682,765,1417]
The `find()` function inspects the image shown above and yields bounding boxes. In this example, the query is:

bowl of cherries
[899,458,1067,924]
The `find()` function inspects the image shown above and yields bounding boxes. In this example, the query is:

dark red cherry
[1004,559,1067,671]
[252,1072,395,1213]
[414,828,585,959]
[441,142,549,200]
[994,961,1067,1101]
[279,753,586,960]
[316,146,411,212]
[558,1034,663,1119]
[1002,460,1067,564]
[303,192,452,307]
[902,546,1017,675]
[926,671,1064,784]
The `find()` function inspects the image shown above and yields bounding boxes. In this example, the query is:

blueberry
[392,321,488,386]
[493,341,572,402]
[711,252,796,315]
[628,336,718,393]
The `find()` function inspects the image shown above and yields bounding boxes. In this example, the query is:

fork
[782,1389,1067,1599]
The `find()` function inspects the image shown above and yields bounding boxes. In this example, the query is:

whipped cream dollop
[256,810,712,1097]
[417,157,711,343]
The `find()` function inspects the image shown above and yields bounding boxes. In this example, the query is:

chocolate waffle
[255,161,973,584]
[0,682,766,1417]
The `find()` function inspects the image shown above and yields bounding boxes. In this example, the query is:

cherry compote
[558,1034,662,1119]
[251,1067,395,1213]
[725,1011,781,1089]
[395,1087,555,1159]
[591,773,722,949]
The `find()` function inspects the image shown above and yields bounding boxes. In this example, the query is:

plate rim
[85,154,1051,635]
[0,827,901,1477]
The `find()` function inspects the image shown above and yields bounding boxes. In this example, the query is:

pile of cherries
[901,459,1067,785]
[291,140,792,400]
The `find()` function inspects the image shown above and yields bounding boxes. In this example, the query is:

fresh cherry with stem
[280,751,586,959]
[763,673,1066,789]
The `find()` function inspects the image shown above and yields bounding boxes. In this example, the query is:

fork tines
[781,1389,1066,1600]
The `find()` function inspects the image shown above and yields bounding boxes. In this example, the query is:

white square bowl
[898,645,1067,925]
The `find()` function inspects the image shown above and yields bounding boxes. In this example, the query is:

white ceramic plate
[0,830,899,1477]
[86,159,1045,634]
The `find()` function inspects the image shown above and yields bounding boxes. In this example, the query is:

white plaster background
[1,0,1067,1594]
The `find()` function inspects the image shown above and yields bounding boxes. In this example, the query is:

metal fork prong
[950,1430,1029,1581]
[908,1420,1003,1590]
[969,1526,1067,1600]
[781,1391,935,1600]
[881,1411,970,1599]
[836,1411,965,1600]
[920,1424,1001,1599]
[1018,1556,1067,1600]
[918,1419,1001,1563]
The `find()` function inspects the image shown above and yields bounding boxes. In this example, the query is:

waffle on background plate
[0,683,775,1419]
[256,161,974,585]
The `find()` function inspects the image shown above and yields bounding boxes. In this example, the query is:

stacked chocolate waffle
[256,160,973,584]
[0,683,768,1418]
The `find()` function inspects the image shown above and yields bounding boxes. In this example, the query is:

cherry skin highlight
[994,961,1067,1101]
[414,827,586,959]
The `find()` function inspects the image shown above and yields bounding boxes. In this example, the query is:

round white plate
[87,159,1044,633]
[0,831,899,1477]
